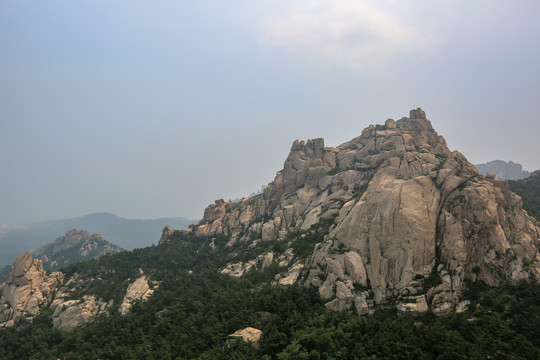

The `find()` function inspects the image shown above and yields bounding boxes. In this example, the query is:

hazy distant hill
[0,213,194,267]
[475,160,530,180]
[0,228,124,283]
[33,228,124,270]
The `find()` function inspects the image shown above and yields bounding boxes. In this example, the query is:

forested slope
[509,170,540,221]
[1,231,540,359]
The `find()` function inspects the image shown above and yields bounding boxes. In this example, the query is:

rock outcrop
[162,108,540,315]
[0,252,63,327]
[119,274,155,315]
[50,294,111,331]
[49,274,113,331]
[227,327,263,349]
[221,252,275,277]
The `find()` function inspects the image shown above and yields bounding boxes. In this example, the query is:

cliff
[0,252,63,327]
[163,108,540,314]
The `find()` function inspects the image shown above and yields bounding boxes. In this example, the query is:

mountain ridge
[163,107,540,314]
[0,213,195,268]
[1,108,539,336]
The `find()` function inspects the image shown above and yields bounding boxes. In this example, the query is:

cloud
[259,0,435,71]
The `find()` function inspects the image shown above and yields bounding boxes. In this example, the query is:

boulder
[228,327,263,349]
[397,295,429,315]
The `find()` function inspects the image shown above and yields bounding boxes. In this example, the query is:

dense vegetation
[509,170,540,221]
[1,232,540,359]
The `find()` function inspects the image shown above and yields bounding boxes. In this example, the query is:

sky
[1,0,540,224]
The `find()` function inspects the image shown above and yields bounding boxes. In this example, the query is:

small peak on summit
[409,107,426,119]
[291,138,325,152]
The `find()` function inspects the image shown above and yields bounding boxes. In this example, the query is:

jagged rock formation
[46,271,158,330]
[49,274,113,331]
[0,253,154,331]
[119,274,155,315]
[50,294,111,331]
[0,229,123,284]
[0,252,63,327]
[33,228,123,270]
[476,160,530,180]
[221,252,274,277]
[162,108,540,315]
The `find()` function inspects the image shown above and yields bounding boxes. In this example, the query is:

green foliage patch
[509,172,540,221]
[2,231,540,359]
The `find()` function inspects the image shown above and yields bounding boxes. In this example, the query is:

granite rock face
[161,108,540,315]
[0,252,63,327]
[120,275,155,315]
[228,327,263,349]
[48,274,113,331]
[50,294,111,331]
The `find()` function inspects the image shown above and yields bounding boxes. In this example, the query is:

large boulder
[227,327,263,349]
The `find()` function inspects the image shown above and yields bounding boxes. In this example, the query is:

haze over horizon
[2,1,539,224]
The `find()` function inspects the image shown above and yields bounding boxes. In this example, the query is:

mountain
[0,213,194,268]
[0,229,123,284]
[475,160,530,180]
[1,108,540,358]
[509,170,540,221]
[32,228,123,271]
[175,107,540,313]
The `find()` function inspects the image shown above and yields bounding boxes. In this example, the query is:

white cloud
[259,0,436,71]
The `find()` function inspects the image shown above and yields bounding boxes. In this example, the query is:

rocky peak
[409,107,427,119]
[0,252,63,327]
[32,228,122,270]
[162,108,540,315]
[160,225,175,243]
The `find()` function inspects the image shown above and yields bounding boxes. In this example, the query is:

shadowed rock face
[164,108,540,314]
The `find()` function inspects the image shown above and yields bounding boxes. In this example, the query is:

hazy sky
[2,1,540,223]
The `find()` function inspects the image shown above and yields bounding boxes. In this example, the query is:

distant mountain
[0,228,123,283]
[0,213,195,268]
[475,160,530,180]
[33,228,123,271]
